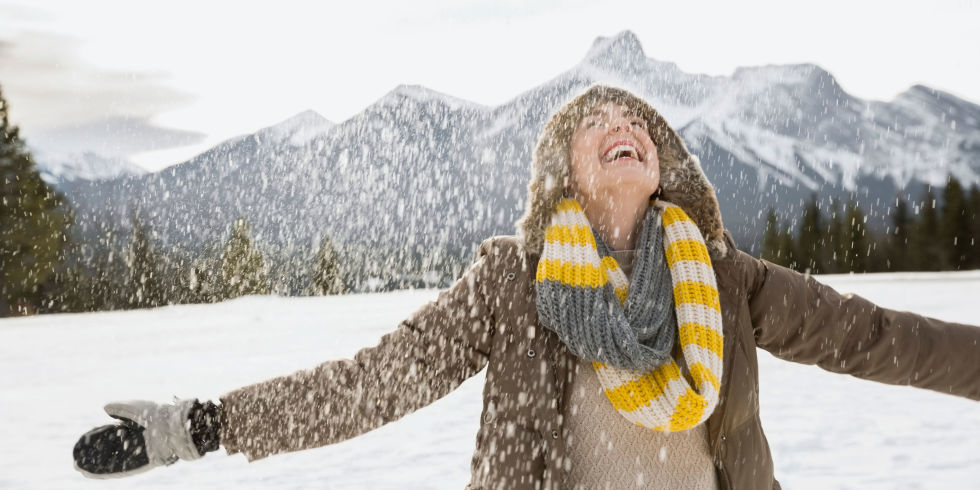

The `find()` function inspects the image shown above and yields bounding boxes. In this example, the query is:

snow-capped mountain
[59,30,980,289]
[255,110,334,147]
[686,68,980,190]
[31,149,147,184]
[570,34,979,189]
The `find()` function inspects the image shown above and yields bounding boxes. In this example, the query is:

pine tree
[796,194,824,273]
[841,199,869,272]
[127,213,167,308]
[82,221,130,311]
[889,196,912,271]
[761,209,784,265]
[911,186,943,271]
[171,259,197,304]
[758,210,797,269]
[44,235,97,313]
[969,184,980,269]
[179,258,218,304]
[940,175,971,270]
[824,198,845,273]
[309,234,347,295]
[0,84,72,316]
[218,217,270,300]
[778,227,798,271]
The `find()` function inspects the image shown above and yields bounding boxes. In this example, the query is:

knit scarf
[535,198,723,431]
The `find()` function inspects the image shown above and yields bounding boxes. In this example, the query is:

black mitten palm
[73,399,221,478]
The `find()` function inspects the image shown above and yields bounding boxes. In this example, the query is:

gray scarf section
[535,205,678,372]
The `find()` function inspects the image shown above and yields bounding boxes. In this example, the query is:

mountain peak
[897,84,957,103]
[259,109,334,146]
[380,84,486,111]
[587,30,646,60]
[580,30,653,76]
[730,63,850,102]
[386,84,445,100]
[274,109,331,128]
[894,84,980,123]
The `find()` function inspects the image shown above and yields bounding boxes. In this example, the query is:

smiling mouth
[601,140,643,164]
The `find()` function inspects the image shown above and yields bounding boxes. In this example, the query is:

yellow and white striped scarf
[536,198,723,431]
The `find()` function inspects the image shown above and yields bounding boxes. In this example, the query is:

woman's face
[567,102,660,200]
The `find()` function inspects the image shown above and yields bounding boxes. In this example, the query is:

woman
[74,85,980,489]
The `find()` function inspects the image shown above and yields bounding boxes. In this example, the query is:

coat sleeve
[218,239,499,461]
[740,250,980,401]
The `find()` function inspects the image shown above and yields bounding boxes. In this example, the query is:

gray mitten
[74,398,203,478]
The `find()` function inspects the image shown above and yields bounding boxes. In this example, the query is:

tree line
[53,215,349,313]
[761,180,980,274]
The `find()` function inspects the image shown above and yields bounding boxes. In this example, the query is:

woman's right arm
[218,238,502,461]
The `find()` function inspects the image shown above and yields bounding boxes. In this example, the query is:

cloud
[0,30,204,157]
[27,115,205,157]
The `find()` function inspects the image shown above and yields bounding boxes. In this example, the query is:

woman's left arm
[739,249,980,401]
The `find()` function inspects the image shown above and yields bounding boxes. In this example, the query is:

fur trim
[516,85,728,259]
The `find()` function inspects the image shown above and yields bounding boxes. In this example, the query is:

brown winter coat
[219,86,980,488]
[219,231,980,489]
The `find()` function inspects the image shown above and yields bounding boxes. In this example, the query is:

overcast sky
[1,0,978,171]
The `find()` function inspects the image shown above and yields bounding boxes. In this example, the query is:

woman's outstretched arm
[217,239,500,461]
[741,250,980,401]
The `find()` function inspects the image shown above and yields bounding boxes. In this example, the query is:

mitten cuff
[189,400,222,455]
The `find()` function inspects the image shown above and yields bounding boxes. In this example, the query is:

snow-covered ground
[1,271,979,489]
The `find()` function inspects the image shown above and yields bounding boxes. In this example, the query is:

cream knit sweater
[564,249,719,489]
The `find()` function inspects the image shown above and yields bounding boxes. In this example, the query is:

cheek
[648,156,661,179]
[569,136,596,174]
[569,154,593,186]
[646,144,661,169]
[570,131,594,157]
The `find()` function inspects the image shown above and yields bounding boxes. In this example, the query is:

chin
[603,182,659,196]
[604,172,658,191]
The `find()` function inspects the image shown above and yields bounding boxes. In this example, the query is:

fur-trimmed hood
[516,85,728,260]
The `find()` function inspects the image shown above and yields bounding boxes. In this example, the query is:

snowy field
[2,271,979,489]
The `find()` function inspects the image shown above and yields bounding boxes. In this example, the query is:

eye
[630,119,648,129]
[583,118,609,129]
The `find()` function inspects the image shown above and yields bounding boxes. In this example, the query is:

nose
[609,118,631,133]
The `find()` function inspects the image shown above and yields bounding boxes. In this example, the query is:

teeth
[604,144,639,161]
